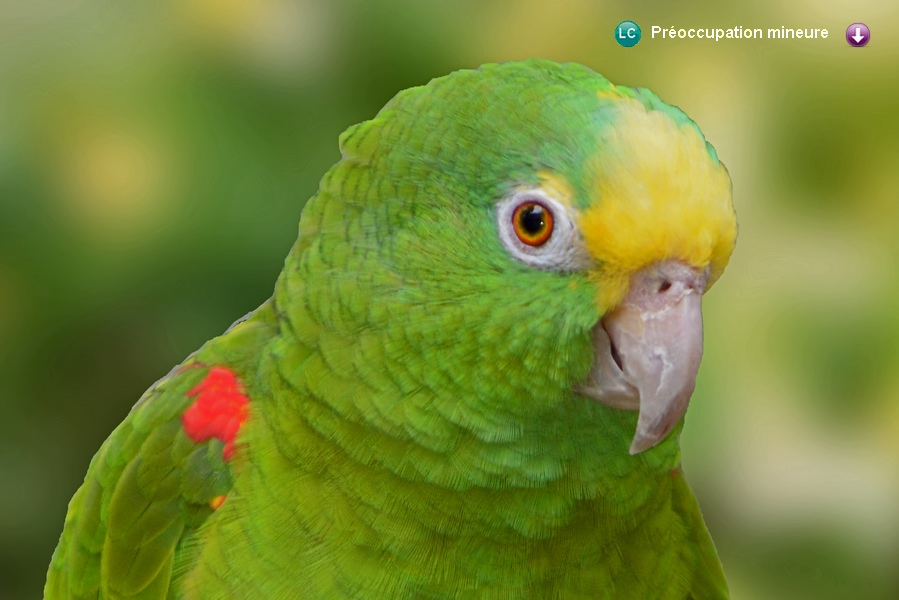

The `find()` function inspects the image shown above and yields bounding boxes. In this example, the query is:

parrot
[45,58,737,599]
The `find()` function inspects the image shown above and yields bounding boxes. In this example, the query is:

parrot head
[283,59,736,477]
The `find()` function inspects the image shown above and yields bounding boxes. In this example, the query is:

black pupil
[519,204,546,234]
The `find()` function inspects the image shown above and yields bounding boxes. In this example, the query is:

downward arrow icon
[847,23,870,47]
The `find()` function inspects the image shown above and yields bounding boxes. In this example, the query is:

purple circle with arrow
[846,23,870,47]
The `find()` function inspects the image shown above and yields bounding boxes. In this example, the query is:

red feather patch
[182,366,249,461]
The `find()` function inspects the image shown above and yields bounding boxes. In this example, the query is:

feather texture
[46,59,733,599]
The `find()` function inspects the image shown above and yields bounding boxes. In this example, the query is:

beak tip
[628,433,656,455]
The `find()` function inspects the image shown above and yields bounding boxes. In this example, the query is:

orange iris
[512,201,554,246]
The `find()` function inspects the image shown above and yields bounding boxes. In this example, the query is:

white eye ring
[496,189,590,271]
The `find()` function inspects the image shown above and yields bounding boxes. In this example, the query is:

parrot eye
[512,201,554,246]
[496,189,589,271]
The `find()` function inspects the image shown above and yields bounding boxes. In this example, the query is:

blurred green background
[1,0,897,598]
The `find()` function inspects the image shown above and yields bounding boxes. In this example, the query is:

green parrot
[45,59,737,599]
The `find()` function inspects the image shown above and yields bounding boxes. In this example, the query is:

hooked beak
[576,261,708,455]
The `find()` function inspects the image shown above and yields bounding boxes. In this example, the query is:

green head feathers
[273,58,736,489]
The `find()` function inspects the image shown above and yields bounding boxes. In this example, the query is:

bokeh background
[1,0,897,598]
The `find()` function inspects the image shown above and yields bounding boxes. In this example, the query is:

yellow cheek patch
[579,99,737,313]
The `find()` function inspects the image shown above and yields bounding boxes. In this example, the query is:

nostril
[658,280,672,293]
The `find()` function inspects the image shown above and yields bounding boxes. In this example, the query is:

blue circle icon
[615,20,642,47]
